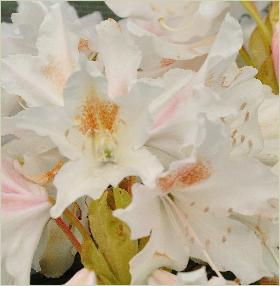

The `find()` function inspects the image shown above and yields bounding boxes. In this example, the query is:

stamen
[78,95,119,135]
[26,160,64,185]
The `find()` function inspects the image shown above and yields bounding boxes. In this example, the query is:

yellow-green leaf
[138,236,150,252]
[113,187,131,209]
[248,25,270,68]
[256,56,279,95]
[88,191,138,284]
[81,239,119,284]
[269,2,279,32]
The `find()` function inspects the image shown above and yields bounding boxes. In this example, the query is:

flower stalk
[55,217,82,253]
[49,196,91,248]
[64,208,92,242]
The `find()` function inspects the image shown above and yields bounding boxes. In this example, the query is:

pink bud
[272,25,279,81]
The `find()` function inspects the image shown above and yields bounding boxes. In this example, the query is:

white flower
[1,157,51,284]
[3,19,163,218]
[1,1,104,116]
[1,1,80,107]
[105,1,229,63]
[146,14,269,164]
[195,14,269,157]
[114,121,277,284]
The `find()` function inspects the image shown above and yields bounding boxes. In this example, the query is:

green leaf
[113,187,131,209]
[256,56,279,95]
[248,25,270,68]
[88,190,138,284]
[80,239,119,284]
[138,236,150,252]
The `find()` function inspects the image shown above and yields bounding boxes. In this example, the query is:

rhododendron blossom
[1,1,279,285]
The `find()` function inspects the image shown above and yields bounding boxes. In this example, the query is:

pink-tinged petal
[66,268,96,285]
[1,157,51,285]
[153,83,193,129]
[272,25,279,81]
[96,19,141,98]
[2,157,48,199]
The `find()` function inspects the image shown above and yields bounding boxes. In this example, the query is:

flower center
[76,95,119,163]
[93,130,117,163]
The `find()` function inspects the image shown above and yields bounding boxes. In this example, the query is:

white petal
[96,19,141,98]
[175,197,271,284]
[129,199,189,284]
[1,23,35,57]
[222,78,265,156]
[114,183,160,240]
[120,148,163,186]
[107,1,228,60]
[116,80,164,148]
[114,184,189,284]
[175,121,277,216]
[80,12,103,54]
[258,96,279,140]
[230,208,279,276]
[2,106,81,160]
[1,55,64,106]
[11,1,48,45]
[2,3,80,107]
[36,3,80,77]
[199,14,243,77]
[146,69,201,161]
[51,158,135,218]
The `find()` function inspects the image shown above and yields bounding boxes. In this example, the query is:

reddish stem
[55,217,82,253]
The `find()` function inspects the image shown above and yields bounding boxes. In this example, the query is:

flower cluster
[1,1,279,285]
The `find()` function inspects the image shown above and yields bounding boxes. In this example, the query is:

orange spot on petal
[26,160,64,185]
[158,160,211,192]
[160,58,176,67]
